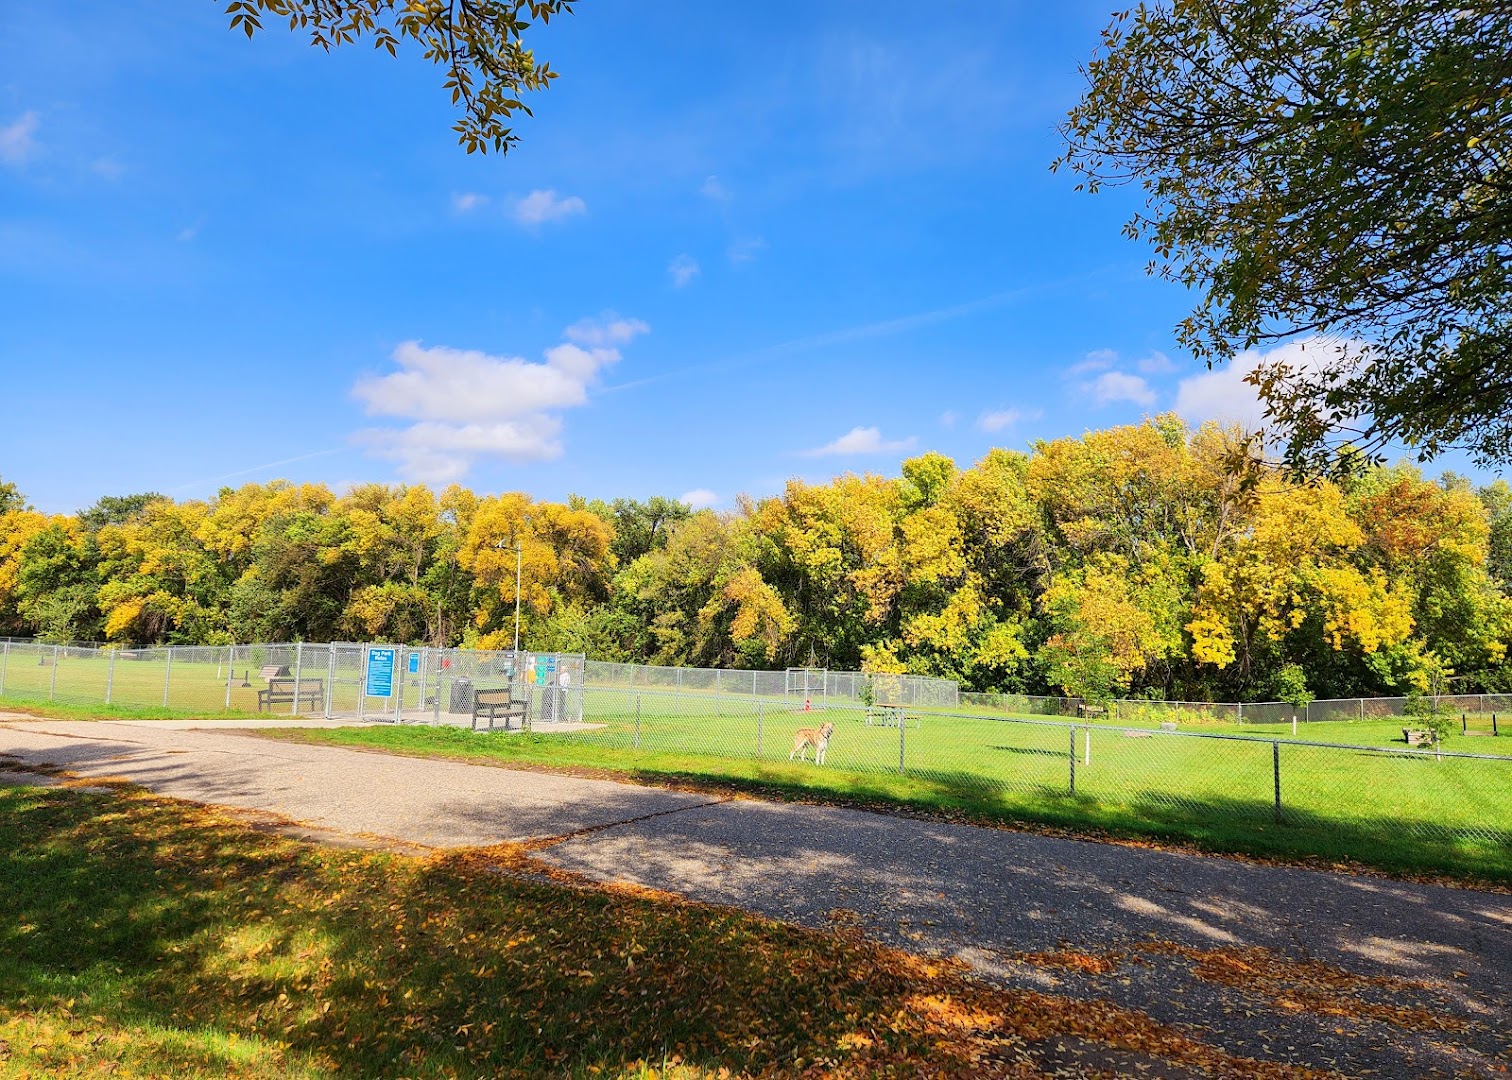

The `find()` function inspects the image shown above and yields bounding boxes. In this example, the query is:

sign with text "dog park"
[365,648,396,698]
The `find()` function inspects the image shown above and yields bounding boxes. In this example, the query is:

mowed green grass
[279,689,1512,882]
[0,651,412,716]
[12,781,1203,1078]
[8,658,1510,879]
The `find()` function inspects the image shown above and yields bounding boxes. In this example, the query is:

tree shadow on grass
[0,784,1011,1079]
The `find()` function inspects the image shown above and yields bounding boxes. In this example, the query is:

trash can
[449,677,474,715]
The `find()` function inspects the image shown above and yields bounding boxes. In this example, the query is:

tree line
[4,416,1511,703]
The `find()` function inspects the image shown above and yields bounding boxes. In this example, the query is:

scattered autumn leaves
[0,782,1337,1079]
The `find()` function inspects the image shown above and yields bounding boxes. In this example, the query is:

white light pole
[512,537,523,655]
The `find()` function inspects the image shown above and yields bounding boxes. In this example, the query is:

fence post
[898,707,906,774]
[1084,725,1091,766]
[358,646,367,721]
[1360,698,1365,722]
[326,646,337,719]
[1272,741,1282,824]
[291,642,304,717]
[757,699,764,758]
[417,647,430,725]
[224,645,234,710]
[105,648,116,705]
[50,644,60,701]
[161,648,172,708]
[0,640,8,696]
[634,694,641,750]
[1069,726,1077,795]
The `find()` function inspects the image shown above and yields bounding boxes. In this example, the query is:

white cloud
[728,236,766,264]
[451,192,489,212]
[1091,371,1157,407]
[799,426,917,457]
[0,111,38,166]
[700,175,730,201]
[668,254,700,287]
[511,189,586,226]
[1174,338,1358,432]
[90,157,124,180]
[353,314,646,481]
[563,315,650,348]
[977,409,1022,432]
[680,489,719,509]
[1067,348,1118,377]
[1137,350,1177,375]
[939,410,958,428]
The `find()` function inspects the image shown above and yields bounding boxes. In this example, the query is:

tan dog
[789,721,835,765]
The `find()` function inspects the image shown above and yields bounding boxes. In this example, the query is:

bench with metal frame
[257,677,323,712]
[472,686,530,731]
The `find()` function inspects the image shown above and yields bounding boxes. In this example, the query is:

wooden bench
[1078,703,1108,719]
[473,686,530,731]
[259,664,291,680]
[1403,728,1438,747]
[257,677,323,712]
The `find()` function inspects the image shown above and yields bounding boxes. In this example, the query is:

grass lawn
[0,780,1307,1079]
[267,701,1512,883]
[0,650,411,717]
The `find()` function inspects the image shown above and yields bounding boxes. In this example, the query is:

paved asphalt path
[3,716,1509,1078]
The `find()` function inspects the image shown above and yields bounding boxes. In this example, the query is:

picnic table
[865,702,915,728]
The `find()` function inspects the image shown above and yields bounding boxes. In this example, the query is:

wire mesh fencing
[2,638,1508,855]
[554,690,1512,853]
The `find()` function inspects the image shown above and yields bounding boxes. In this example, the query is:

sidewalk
[3,716,1508,1078]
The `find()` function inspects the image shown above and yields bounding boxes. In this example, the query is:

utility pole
[513,537,523,654]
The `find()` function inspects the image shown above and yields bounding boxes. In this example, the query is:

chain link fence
[558,688,1512,853]
[2,639,1508,854]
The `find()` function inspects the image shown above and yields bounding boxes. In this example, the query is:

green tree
[1059,0,1512,468]
[231,0,575,154]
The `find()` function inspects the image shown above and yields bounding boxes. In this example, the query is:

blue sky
[0,3,1482,515]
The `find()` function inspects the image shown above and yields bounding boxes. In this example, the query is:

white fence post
[105,648,116,705]
[162,647,173,708]
[291,641,304,716]
[0,640,8,696]
[224,645,234,709]
[50,644,60,701]
[325,645,336,719]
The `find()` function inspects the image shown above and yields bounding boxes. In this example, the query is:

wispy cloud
[977,408,1040,432]
[90,157,125,180]
[939,410,958,428]
[700,175,731,201]
[353,315,648,482]
[1090,371,1156,407]
[564,314,650,348]
[451,192,489,213]
[599,270,1107,396]
[1067,349,1118,377]
[0,111,39,166]
[680,488,719,509]
[668,254,700,287]
[728,236,766,265]
[799,426,916,458]
[1137,350,1177,375]
[511,189,586,226]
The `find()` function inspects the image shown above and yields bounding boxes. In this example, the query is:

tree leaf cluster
[3,414,1511,700]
